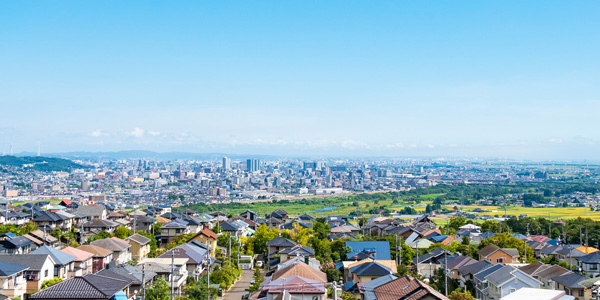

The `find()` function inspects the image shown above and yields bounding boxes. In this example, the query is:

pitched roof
[577,250,600,264]
[61,247,94,262]
[446,255,477,270]
[271,261,327,282]
[473,264,503,282]
[360,274,398,300]
[90,238,131,252]
[262,276,325,294]
[277,244,314,256]
[458,260,492,277]
[533,265,570,280]
[373,275,448,300]
[127,234,151,245]
[75,205,106,217]
[0,260,28,276]
[77,244,113,257]
[485,265,518,286]
[0,254,54,271]
[552,272,588,289]
[267,236,296,247]
[349,262,392,276]
[478,244,500,257]
[346,241,391,260]
[96,265,156,285]
[30,273,131,299]
[31,245,77,265]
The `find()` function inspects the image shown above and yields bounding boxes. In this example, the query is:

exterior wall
[129,241,150,262]
[0,273,27,299]
[480,251,518,265]
[114,250,131,265]
[190,235,217,257]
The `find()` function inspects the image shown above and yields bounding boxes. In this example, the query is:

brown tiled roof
[78,244,113,257]
[373,275,448,300]
[271,262,327,282]
[478,244,500,257]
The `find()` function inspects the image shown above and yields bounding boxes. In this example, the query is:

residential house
[478,244,520,265]
[556,246,586,266]
[61,247,94,276]
[75,205,107,220]
[576,251,600,277]
[77,244,113,273]
[91,237,132,265]
[261,276,326,300]
[160,220,189,245]
[271,261,327,282]
[29,273,132,300]
[457,260,493,288]
[267,237,297,261]
[348,262,394,291]
[485,265,541,300]
[552,272,589,300]
[240,210,258,222]
[0,261,28,300]
[412,247,454,278]
[82,219,119,233]
[97,265,157,298]
[372,275,448,300]
[159,243,208,279]
[0,254,54,293]
[0,233,35,254]
[446,255,477,280]
[127,233,151,262]
[277,244,315,262]
[473,264,504,299]
[22,229,58,247]
[30,245,76,279]
[359,274,397,300]
[187,229,218,257]
[343,258,397,283]
[142,258,188,295]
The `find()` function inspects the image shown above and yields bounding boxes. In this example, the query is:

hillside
[0,156,87,172]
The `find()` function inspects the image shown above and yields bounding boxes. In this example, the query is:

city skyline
[2,1,600,159]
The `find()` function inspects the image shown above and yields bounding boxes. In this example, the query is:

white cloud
[125,128,145,138]
[548,137,563,144]
[148,131,161,136]
[89,129,108,137]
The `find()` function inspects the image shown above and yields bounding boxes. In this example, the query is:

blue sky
[1,1,599,159]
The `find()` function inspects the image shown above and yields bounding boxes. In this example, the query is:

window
[591,264,598,270]
[497,258,504,264]
[510,288,516,293]
[44,270,48,277]
[580,290,584,296]
[54,267,58,277]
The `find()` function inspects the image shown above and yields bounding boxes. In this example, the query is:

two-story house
[90,237,132,265]
[61,247,94,276]
[0,261,28,299]
[478,244,520,265]
[31,245,76,279]
[0,254,55,293]
[576,251,600,277]
[160,220,189,245]
[485,265,541,300]
[77,244,113,273]
[127,233,151,262]
[187,229,218,257]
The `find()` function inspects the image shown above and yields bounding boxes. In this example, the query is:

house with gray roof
[576,251,600,277]
[485,265,541,300]
[359,274,397,300]
[0,254,56,293]
[29,272,132,300]
[97,264,156,297]
[552,272,589,299]
[75,205,107,220]
[91,237,132,265]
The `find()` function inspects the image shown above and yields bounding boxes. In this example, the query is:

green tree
[113,226,132,239]
[248,224,278,255]
[41,278,63,290]
[449,290,475,300]
[146,277,170,300]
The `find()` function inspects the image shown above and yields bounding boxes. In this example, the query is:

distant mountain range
[12,150,280,161]
[0,156,88,172]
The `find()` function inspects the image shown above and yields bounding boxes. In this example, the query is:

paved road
[223,269,254,300]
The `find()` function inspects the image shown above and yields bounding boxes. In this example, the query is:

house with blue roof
[0,261,29,299]
[31,245,77,279]
[345,241,391,260]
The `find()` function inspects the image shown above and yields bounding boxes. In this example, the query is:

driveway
[223,269,254,300]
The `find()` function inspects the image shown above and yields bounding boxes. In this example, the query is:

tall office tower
[222,157,231,170]
[247,159,260,172]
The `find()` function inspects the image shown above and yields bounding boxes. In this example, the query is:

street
[222,269,254,300]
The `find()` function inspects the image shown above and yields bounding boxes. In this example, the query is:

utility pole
[170,249,177,299]
[237,232,240,267]
[444,249,448,296]
[228,233,232,266]
[141,264,146,300]
[580,226,583,245]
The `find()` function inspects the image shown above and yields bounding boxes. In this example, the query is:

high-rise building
[222,157,231,170]
[247,159,260,172]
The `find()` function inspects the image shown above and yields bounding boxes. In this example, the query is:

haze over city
[1,1,599,159]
